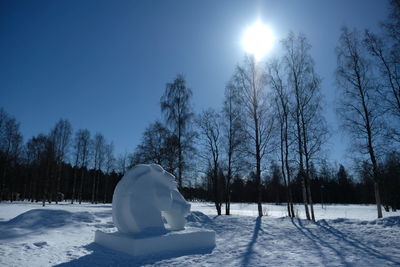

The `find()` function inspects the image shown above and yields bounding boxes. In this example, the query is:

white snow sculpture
[95,164,215,258]
[112,164,191,234]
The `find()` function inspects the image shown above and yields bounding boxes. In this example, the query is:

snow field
[191,202,399,220]
[0,201,399,266]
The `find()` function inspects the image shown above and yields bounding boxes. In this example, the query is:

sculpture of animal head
[112,164,191,234]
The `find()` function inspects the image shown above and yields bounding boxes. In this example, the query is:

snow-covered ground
[0,201,399,266]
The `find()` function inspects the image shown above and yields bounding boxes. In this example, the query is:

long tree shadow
[316,220,400,265]
[241,217,262,267]
[291,218,349,266]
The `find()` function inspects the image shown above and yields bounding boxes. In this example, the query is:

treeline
[0,110,124,206]
[208,161,399,210]
[0,100,399,212]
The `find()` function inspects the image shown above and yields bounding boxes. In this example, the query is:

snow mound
[0,209,94,239]
[328,218,358,224]
[186,211,213,224]
[319,216,400,228]
[371,216,400,227]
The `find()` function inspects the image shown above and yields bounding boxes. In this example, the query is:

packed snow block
[94,164,216,258]
[95,227,215,257]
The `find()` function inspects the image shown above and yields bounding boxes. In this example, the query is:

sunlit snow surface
[0,201,399,266]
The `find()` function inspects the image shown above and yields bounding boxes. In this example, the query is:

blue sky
[0,0,389,165]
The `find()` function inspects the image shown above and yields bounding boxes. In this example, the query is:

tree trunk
[306,174,315,221]
[280,119,292,217]
[225,171,231,215]
[95,173,100,204]
[91,173,96,204]
[71,168,77,204]
[213,159,221,216]
[1,160,8,201]
[55,164,62,204]
[103,175,108,204]
[296,118,310,220]
[79,169,84,204]
[178,124,183,190]
[253,103,263,217]
[284,118,295,217]
[256,133,263,216]
[295,77,310,220]
[374,181,383,218]
[300,169,310,220]
[28,172,34,202]
[358,71,383,219]
[303,137,315,221]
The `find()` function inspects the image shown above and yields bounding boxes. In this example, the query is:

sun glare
[242,20,275,61]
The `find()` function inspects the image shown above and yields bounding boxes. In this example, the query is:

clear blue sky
[0,0,389,165]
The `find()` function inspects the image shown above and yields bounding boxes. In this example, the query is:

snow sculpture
[112,164,191,234]
[95,164,215,258]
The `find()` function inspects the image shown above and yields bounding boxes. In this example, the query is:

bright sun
[242,20,275,61]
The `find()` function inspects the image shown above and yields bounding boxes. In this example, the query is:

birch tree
[92,133,105,204]
[222,82,245,215]
[0,110,23,201]
[232,56,274,217]
[49,119,72,204]
[282,32,327,221]
[268,59,295,217]
[103,142,115,203]
[363,1,400,143]
[197,109,223,215]
[160,74,195,189]
[336,27,384,218]
[73,129,91,204]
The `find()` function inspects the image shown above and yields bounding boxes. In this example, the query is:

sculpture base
[94,227,215,257]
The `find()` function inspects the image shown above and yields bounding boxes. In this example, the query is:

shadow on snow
[241,217,262,267]
[291,217,400,266]
[54,242,214,267]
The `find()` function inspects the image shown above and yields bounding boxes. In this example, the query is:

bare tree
[74,129,91,204]
[268,59,295,217]
[26,134,54,206]
[49,119,72,204]
[92,133,105,204]
[382,0,400,46]
[364,31,400,122]
[336,27,384,218]
[364,1,400,143]
[160,74,195,189]
[222,82,245,215]
[71,130,81,204]
[117,152,128,175]
[26,135,44,202]
[282,32,326,221]
[131,120,178,174]
[232,56,274,217]
[197,109,223,215]
[103,142,115,203]
[0,109,23,201]
[162,134,180,175]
